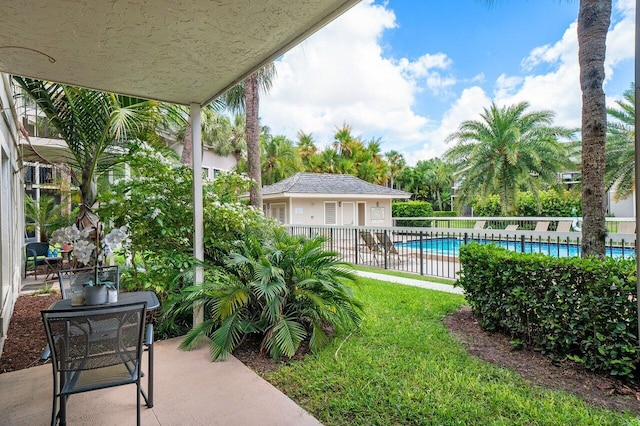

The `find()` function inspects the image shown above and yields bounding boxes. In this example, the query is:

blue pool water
[399,237,635,259]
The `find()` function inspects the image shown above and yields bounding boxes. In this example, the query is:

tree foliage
[168,228,363,361]
[605,82,635,201]
[444,102,574,215]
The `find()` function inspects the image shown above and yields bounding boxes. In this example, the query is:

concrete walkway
[355,270,465,295]
[1,337,321,426]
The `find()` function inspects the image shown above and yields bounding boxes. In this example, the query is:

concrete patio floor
[1,336,321,425]
[2,273,321,425]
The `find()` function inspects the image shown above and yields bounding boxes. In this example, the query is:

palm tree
[14,78,157,218]
[444,102,574,215]
[385,150,406,189]
[24,194,63,242]
[605,83,635,201]
[174,228,363,361]
[261,135,302,185]
[224,64,277,208]
[296,131,317,169]
[577,0,612,258]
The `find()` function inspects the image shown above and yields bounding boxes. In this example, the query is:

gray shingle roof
[262,173,411,198]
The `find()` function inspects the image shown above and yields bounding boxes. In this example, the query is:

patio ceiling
[0,0,359,106]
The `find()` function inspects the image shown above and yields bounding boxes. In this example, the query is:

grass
[265,277,638,425]
[353,265,456,286]
[32,282,57,296]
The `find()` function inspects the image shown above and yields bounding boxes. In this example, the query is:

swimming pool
[399,237,636,259]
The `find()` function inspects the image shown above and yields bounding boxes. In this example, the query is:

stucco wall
[0,74,24,356]
[265,197,394,227]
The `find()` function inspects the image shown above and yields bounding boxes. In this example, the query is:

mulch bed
[0,293,58,373]
[444,306,640,415]
[2,294,639,415]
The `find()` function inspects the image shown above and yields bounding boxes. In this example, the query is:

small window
[324,202,337,225]
[268,203,286,224]
[202,167,210,180]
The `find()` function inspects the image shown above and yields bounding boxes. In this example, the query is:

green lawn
[265,277,638,425]
[353,265,456,286]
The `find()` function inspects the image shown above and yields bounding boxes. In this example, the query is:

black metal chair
[25,241,49,279]
[53,265,154,407]
[41,302,151,426]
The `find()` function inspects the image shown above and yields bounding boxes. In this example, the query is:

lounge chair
[618,221,636,234]
[555,221,573,232]
[473,220,486,230]
[374,231,402,263]
[534,221,550,231]
[505,224,519,231]
[359,231,382,264]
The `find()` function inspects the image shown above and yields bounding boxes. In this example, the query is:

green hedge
[457,243,639,382]
[392,201,433,227]
[432,211,457,217]
[471,190,582,217]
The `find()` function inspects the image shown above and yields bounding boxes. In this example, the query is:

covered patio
[0,0,360,424]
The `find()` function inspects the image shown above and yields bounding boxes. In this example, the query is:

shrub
[392,201,433,227]
[167,228,364,361]
[432,211,457,217]
[470,190,581,217]
[99,143,272,338]
[457,243,638,382]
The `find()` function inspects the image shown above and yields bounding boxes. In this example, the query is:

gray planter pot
[84,285,107,305]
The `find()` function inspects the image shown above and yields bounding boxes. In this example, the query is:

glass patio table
[48,290,159,311]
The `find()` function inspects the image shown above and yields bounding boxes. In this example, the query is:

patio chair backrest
[534,221,550,231]
[41,302,147,424]
[359,231,381,252]
[504,224,519,231]
[473,220,486,230]
[374,231,399,255]
[58,265,120,300]
[618,221,636,234]
[556,221,572,232]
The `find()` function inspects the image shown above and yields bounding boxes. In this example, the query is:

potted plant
[51,219,128,305]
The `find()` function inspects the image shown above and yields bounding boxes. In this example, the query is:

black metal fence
[285,224,636,280]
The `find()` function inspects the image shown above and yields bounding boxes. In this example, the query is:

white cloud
[262,0,635,166]
[261,0,448,151]
[413,86,491,164]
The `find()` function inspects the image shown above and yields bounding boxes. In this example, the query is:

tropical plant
[384,150,406,189]
[296,131,318,169]
[24,194,63,242]
[444,102,574,215]
[261,134,302,185]
[170,228,363,361]
[224,64,277,208]
[13,78,158,210]
[577,0,612,258]
[605,83,635,201]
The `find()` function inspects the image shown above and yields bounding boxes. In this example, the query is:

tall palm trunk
[180,115,193,165]
[578,0,611,258]
[245,73,263,208]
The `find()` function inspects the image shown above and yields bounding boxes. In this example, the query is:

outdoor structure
[261,172,411,226]
[0,0,362,358]
[0,74,24,355]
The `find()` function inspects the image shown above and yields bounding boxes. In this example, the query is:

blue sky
[261,0,634,165]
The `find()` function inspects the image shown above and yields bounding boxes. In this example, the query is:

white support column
[191,103,204,325]
[634,0,640,344]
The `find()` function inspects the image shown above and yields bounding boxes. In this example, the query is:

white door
[342,202,355,226]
